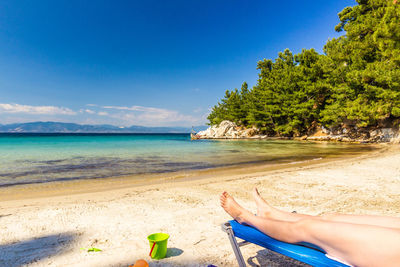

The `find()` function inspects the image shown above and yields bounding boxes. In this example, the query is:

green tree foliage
[208,0,400,135]
[207,82,250,125]
[322,0,400,127]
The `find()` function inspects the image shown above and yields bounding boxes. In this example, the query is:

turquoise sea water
[0,133,376,187]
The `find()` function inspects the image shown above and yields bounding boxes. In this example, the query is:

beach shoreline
[0,143,383,202]
[1,144,399,266]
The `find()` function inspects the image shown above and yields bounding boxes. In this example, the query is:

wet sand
[0,144,399,266]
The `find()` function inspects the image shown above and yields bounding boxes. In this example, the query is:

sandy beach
[1,144,399,267]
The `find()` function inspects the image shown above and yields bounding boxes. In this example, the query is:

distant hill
[0,122,208,133]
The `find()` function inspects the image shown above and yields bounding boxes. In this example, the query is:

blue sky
[0,0,355,127]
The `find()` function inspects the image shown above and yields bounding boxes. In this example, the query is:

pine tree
[207,0,400,134]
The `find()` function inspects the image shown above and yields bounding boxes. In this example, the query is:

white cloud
[0,103,207,127]
[101,105,200,126]
[102,105,163,113]
[86,104,97,107]
[79,109,95,114]
[193,107,203,113]
[0,103,76,115]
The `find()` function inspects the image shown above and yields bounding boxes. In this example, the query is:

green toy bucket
[147,233,169,259]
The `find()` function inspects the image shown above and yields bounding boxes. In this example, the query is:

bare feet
[252,188,274,218]
[220,191,252,224]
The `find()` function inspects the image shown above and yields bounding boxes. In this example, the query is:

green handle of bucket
[149,241,156,257]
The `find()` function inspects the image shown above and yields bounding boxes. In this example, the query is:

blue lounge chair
[222,220,351,267]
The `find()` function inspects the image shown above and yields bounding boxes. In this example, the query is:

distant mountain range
[0,122,208,133]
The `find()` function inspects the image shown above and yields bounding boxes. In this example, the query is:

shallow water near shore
[0,133,377,187]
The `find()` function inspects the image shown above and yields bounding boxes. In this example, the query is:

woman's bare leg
[254,188,400,229]
[221,192,400,267]
[252,188,312,222]
[321,213,400,229]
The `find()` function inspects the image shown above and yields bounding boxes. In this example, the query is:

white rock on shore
[196,121,260,139]
[307,127,400,143]
[196,120,400,143]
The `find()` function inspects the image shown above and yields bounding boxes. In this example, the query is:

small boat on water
[190,127,200,140]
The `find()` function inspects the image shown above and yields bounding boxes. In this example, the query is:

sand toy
[129,259,149,267]
[147,233,169,259]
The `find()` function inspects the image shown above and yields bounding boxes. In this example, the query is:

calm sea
[0,133,376,187]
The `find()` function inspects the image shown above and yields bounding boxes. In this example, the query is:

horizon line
[0,120,208,128]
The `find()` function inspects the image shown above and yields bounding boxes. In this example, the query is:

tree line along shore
[207,0,400,141]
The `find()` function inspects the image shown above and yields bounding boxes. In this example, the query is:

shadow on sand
[0,232,76,267]
[166,247,184,258]
[114,247,184,266]
[246,249,308,267]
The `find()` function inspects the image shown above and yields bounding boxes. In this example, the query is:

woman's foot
[252,188,274,218]
[220,191,252,224]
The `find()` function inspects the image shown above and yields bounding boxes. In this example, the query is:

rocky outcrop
[196,121,266,139]
[305,126,400,143]
[196,121,400,143]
